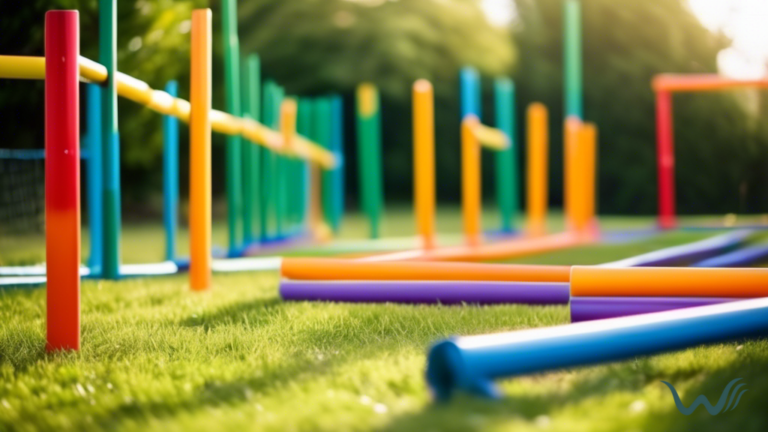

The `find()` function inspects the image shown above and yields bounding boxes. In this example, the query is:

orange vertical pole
[413,79,436,249]
[526,103,549,236]
[564,116,581,230]
[582,122,598,231]
[189,9,212,291]
[45,10,81,351]
[571,123,589,233]
[462,116,482,246]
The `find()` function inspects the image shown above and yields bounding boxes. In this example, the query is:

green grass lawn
[1,210,767,431]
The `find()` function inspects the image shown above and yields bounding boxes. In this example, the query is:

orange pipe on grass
[413,79,436,249]
[189,9,213,291]
[526,103,549,236]
[282,258,571,282]
[462,116,482,247]
[571,267,768,297]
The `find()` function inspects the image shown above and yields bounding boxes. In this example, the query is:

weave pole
[163,80,179,261]
[356,83,383,238]
[461,116,482,246]
[526,103,549,236]
[242,54,261,243]
[100,0,120,279]
[45,10,81,351]
[413,80,436,249]
[189,8,212,291]
[493,78,517,232]
[85,83,103,271]
[222,0,243,253]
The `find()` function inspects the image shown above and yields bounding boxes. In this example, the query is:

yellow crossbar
[472,122,510,151]
[0,55,336,168]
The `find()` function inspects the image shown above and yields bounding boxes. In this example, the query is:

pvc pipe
[85,83,103,272]
[462,116,482,246]
[242,54,261,243]
[163,80,179,262]
[297,98,313,229]
[260,81,275,240]
[652,74,768,93]
[281,280,569,305]
[413,80,436,249]
[563,116,581,230]
[656,90,676,229]
[570,297,738,322]
[329,95,345,232]
[600,230,751,267]
[356,83,383,238]
[581,122,597,231]
[526,103,548,236]
[460,66,481,119]
[222,0,243,254]
[571,266,768,297]
[564,0,583,119]
[273,85,286,238]
[282,258,571,282]
[693,244,768,267]
[427,297,768,400]
[189,9,213,291]
[45,10,81,351]
[100,0,121,279]
[493,78,517,233]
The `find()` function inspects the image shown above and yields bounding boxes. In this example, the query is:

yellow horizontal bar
[0,55,336,169]
[472,123,510,151]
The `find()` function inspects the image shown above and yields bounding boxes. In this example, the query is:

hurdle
[652,74,768,230]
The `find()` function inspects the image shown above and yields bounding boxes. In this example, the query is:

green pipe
[355,84,383,238]
[564,0,583,119]
[296,98,313,228]
[273,85,285,236]
[222,0,243,253]
[260,81,275,240]
[100,0,120,279]
[494,78,517,232]
[314,98,334,229]
[242,54,261,243]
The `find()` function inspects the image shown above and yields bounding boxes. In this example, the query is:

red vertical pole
[656,90,676,230]
[45,10,81,351]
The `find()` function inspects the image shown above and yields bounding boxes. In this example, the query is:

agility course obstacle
[652,74,768,230]
[427,297,768,400]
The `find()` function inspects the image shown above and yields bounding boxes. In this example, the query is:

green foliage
[514,0,768,214]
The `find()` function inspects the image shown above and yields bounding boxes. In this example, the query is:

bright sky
[479,0,768,79]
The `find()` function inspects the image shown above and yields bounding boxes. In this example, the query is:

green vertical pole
[297,98,313,228]
[329,95,345,233]
[100,0,120,279]
[494,78,517,232]
[355,84,383,238]
[316,98,336,230]
[222,0,243,253]
[260,81,274,241]
[564,0,583,119]
[242,54,261,244]
[273,85,285,237]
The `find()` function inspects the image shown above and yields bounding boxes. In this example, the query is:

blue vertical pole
[460,66,481,120]
[163,81,179,261]
[86,84,103,272]
[330,95,345,233]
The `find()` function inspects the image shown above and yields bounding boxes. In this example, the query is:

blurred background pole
[297,98,314,229]
[260,81,274,240]
[413,80,436,249]
[273,84,285,237]
[315,98,335,232]
[329,95,345,233]
[564,0,583,119]
[100,0,120,279]
[494,78,517,233]
[355,83,383,239]
[242,54,260,244]
[85,83,103,271]
[162,80,179,262]
[460,66,481,119]
[222,0,243,254]
[526,103,549,236]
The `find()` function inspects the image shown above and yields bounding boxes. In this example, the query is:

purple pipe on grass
[280,280,570,305]
[570,297,739,322]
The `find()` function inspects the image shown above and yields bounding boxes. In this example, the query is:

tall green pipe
[222,0,243,253]
[260,81,275,240]
[100,0,120,279]
[329,95,345,233]
[314,98,334,229]
[494,78,517,232]
[273,85,285,236]
[242,55,261,244]
[297,98,313,228]
[564,0,583,119]
[355,84,383,238]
